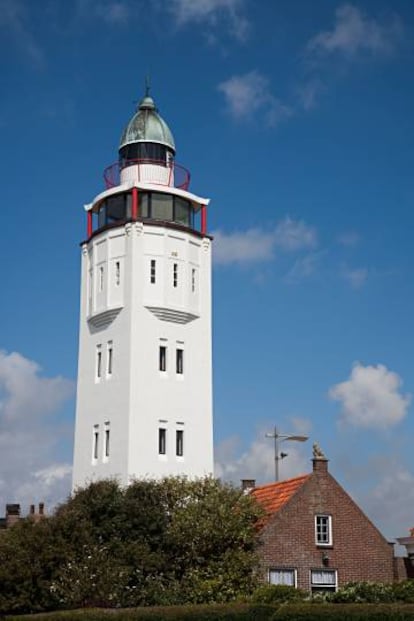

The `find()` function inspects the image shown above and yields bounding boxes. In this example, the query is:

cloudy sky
[1,0,414,542]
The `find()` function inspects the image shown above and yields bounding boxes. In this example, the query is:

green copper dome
[119,94,175,153]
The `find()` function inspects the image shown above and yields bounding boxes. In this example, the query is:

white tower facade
[72,93,213,489]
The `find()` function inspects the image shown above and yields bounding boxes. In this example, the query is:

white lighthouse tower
[72,90,213,489]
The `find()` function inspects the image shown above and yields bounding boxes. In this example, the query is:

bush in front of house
[327,581,395,603]
[251,584,307,604]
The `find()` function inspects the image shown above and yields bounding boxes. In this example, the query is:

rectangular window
[115,261,120,286]
[152,193,173,221]
[150,259,156,284]
[159,346,167,372]
[99,266,104,291]
[176,348,184,374]
[176,430,184,456]
[104,424,110,459]
[310,570,337,592]
[158,428,166,455]
[191,268,196,293]
[107,343,113,376]
[269,569,296,587]
[173,263,178,288]
[96,347,102,379]
[93,425,99,461]
[315,515,332,546]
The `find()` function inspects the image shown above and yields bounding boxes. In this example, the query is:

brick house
[250,450,395,592]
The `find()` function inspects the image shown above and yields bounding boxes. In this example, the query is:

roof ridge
[253,473,310,491]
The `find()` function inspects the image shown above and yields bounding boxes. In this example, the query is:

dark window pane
[159,346,166,372]
[152,193,173,221]
[159,428,166,454]
[98,204,107,228]
[176,430,183,456]
[140,193,149,218]
[174,197,190,226]
[107,194,127,223]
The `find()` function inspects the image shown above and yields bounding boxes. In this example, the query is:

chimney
[312,443,329,474]
[5,503,21,528]
[241,479,256,493]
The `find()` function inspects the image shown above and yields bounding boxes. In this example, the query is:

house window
[176,348,183,374]
[191,268,196,293]
[159,345,167,372]
[269,569,296,587]
[315,515,332,546]
[176,430,184,456]
[310,570,337,592]
[115,261,120,286]
[96,347,102,379]
[92,425,99,461]
[158,428,166,455]
[107,343,113,376]
[173,263,178,288]
[150,259,156,284]
[104,423,110,459]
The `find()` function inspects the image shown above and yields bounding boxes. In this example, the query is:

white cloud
[307,4,402,59]
[297,78,325,111]
[169,0,249,41]
[213,216,317,265]
[342,266,368,289]
[0,350,74,512]
[329,363,411,429]
[218,71,292,126]
[215,428,309,485]
[285,251,322,283]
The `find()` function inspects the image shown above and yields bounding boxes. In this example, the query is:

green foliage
[327,582,395,604]
[251,584,307,604]
[0,477,263,614]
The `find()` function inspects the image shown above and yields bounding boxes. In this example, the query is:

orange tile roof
[251,474,310,521]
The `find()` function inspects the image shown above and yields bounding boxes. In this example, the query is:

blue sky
[1,0,414,542]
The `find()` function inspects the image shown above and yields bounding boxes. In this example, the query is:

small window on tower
[96,347,102,379]
[99,266,104,291]
[191,268,196,293]
[115,261,120,286]
[107,343,113,376]
[176,430,184,456]
[104,423,110,459]
[92,425,99,461]
[158,428,166,455]
[176,349,184,375]
[159,346,167,372]
[150,259,156,284]
[173,263,178,288]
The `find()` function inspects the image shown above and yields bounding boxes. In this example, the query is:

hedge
[6,603,414,621]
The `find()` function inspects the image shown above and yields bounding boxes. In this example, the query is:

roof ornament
[312,442,326,459]
[145,74,151,98]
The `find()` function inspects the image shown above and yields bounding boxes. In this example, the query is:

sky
[1,0,414,544]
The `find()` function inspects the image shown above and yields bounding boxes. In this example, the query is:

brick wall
[257,458,395,590]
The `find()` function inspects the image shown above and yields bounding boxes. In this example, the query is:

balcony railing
[103,158,191,191]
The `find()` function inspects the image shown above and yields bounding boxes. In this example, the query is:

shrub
[327,582,395,604]
[251,584,306,604]
[392,580,414,603]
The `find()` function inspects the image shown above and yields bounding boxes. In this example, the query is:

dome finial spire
[145,74,151,98]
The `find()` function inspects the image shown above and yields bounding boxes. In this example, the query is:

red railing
[103,158,191,191]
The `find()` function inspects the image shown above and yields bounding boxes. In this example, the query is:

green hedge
[273,603,414,620]
[7,603,414,621]
[5,603,276,621]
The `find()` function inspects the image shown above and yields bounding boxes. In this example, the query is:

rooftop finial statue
[313,442,326,459]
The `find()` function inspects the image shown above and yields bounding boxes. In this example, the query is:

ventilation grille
[146,306,199,324]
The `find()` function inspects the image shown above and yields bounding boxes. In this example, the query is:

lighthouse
[72,90,214,489]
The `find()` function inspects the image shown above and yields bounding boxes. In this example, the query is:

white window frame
[269,568,297,587]
[96,346,102,381]
[150,259,156,284]
[158,428,166,455]
[159,345,167,372]
[315,514,332,546]
[176,348,184,375]
[92,425,99,463]
[310,569,337,591]
[107,342,113,377]
[103,422,110,462]
[176,429,184,457]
